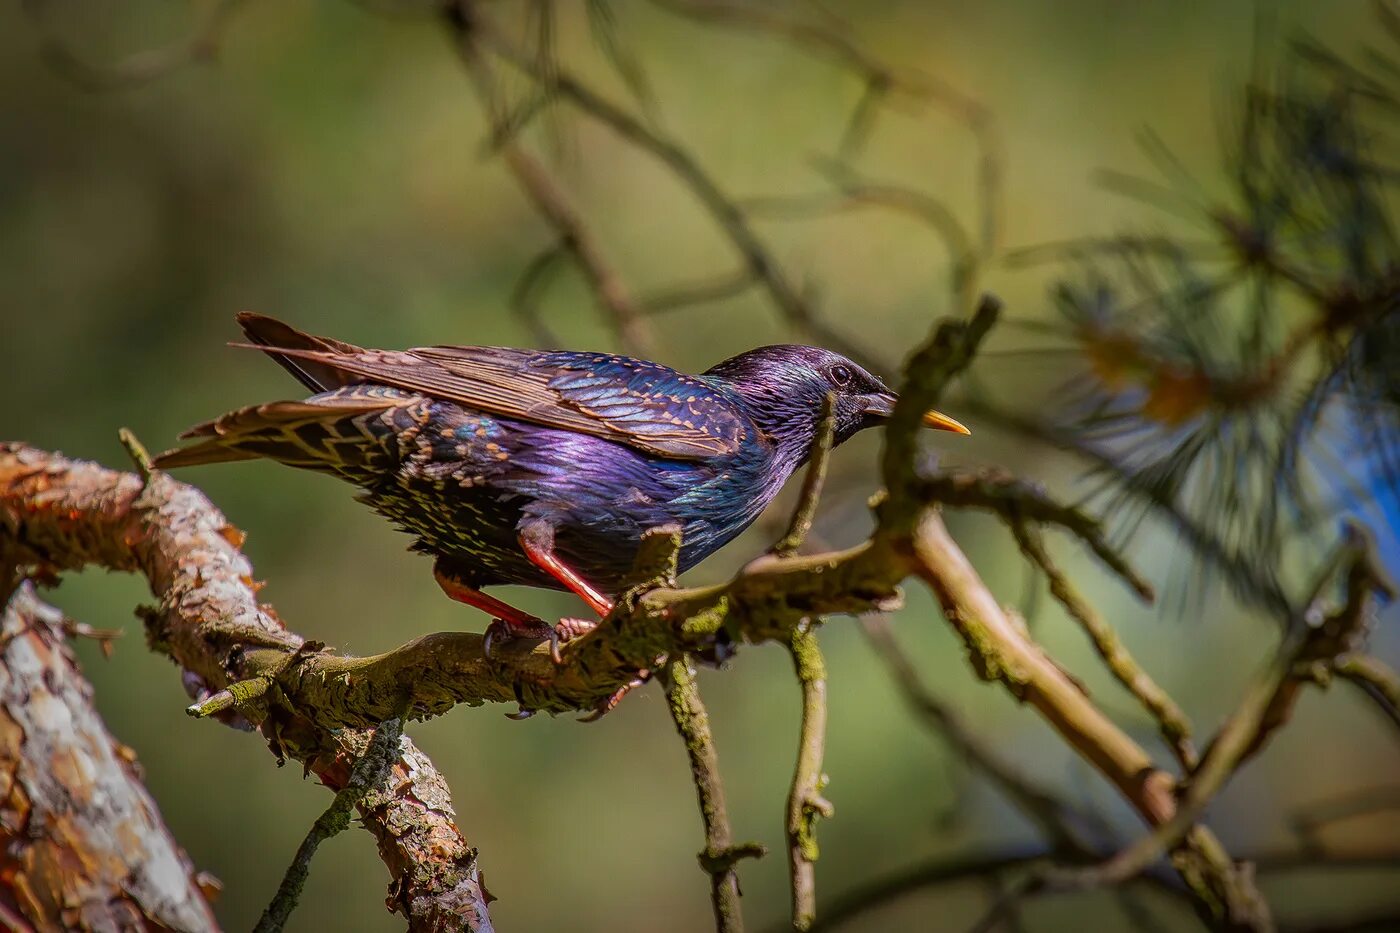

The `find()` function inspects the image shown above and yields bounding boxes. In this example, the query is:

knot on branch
[697,842,768,875]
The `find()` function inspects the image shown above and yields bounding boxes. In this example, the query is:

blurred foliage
[2,1,1398,931]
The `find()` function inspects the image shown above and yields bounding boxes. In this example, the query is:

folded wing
[219,315,749,461]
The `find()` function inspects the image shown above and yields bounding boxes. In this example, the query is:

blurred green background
[3,2,1398,931]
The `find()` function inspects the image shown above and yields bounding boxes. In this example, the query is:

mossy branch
[255,718,405,933]
[0,301,1289,931]
[664,657,765,933]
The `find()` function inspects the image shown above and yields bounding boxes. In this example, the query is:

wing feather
[237,343,748,460]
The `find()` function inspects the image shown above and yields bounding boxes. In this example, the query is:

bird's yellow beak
[922,409,971,435]
[862,393,970,435]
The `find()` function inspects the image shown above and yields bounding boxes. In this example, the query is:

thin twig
[467,6,882,372]
[1010,521,1196,770]
[445,5,656,358]
[920,466,1154,602]
[254,718,405,933]
[664,657,766,933]
[982,524,1396,929]
[649,0,1003,259]
[1335,654,1400,731]
[772,393,837,558]
[784,625,831,932]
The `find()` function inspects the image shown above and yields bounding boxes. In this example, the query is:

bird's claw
[482,616,597,666]
[578,671,650,722]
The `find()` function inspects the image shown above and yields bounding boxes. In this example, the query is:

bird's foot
[482,615,597,665]
[579,668,653,722]
[555,616,597,642]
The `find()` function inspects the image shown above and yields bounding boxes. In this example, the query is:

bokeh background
[3,2,1398,931]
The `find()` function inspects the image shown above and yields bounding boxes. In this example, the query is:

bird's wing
[242,343,749,460]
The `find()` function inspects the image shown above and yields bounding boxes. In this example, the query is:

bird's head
[703,345,968,461]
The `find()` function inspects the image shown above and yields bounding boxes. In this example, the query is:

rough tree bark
[0,583,218,932]
[0,444,493,933]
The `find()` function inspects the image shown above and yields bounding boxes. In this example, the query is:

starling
[154,314,969,658]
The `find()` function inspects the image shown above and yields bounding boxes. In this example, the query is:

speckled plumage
[155,315,960,603]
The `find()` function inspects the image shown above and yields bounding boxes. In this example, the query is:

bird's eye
[829,364,854,387]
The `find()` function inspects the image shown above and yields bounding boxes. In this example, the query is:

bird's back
[153,315,789,591]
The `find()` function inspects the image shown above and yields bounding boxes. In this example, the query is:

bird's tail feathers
[234,312,366,392]
[151,397,401,473]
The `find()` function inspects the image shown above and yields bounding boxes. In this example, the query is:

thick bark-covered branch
[0,444,492,933]
[0,583,218,932]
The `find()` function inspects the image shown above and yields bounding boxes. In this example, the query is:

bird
[153,313,969,661]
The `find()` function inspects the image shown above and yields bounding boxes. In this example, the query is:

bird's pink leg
[517,524,662,720]
[433,562,584,664]
[518,528,615,616]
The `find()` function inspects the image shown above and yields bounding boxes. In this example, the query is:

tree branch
[445,4,656,357]
[1010,521,1196,770]
[0,583,218,932]
[784,626,832,932]
[1,299,1278,929]
[0,443,493,933]
[255,718,405,933]
[664,657,765,933]
[465,3,883,372]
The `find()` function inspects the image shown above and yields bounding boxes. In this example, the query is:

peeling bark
[0,583,218,933]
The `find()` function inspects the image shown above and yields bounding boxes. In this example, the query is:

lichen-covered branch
[0,444,492,933]
[664,658,765,933]
[971,523,1397,932]
[255,718,404,933]
[784,626,831,932]
[0,583,218,932]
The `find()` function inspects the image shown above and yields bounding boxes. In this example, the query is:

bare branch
[0,301,1274,929]
[664,657,765,933]
[772,393,837,558]
[0,443,493,932]
[919,466,1153,601]
[784,626,831,931]
[445,4,656,357]
[1010,522,1196,770]
[978,523,1396,930]
[650,0,1004,256]
[0,584,218,932]
[465,5,883,372]
[255,719,405,933]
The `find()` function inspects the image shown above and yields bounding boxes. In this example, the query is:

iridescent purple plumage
[154,315,965,657]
